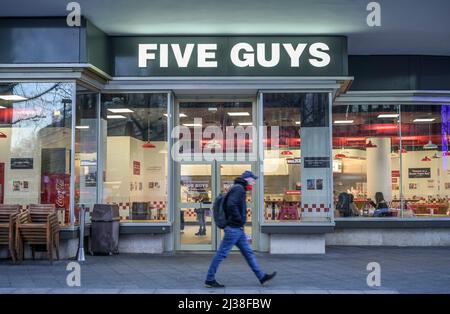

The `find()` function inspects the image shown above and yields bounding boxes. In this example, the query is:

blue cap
[241,170,258,180]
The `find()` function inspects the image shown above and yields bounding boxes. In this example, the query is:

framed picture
[13,181,21,191]
[316,179,323,190]
[307,179,315,190]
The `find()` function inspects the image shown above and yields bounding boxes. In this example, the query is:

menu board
[408,168,431,179]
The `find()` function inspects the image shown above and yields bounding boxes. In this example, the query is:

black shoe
[205,280,225,288]
[259,272,277,285]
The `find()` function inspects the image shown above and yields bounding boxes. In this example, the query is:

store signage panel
[112,36,347,76]
[10,158,33,169]
[303,157,330,168]
[408,168,431,179]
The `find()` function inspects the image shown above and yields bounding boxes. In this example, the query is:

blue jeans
[206,226,265,281]
[374,208,390,217]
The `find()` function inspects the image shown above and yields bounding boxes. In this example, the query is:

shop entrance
[173,98,257,251]
[176,161,254,250]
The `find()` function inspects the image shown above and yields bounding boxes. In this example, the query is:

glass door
[176,161,256,251]
[178,162,217,250]
[218,162,255,249]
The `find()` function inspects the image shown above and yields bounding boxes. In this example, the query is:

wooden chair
[16,207,60,263]
[0,205,20,262]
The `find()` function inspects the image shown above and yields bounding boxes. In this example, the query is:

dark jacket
[225,177,247,228]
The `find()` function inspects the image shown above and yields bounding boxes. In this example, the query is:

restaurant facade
[1,17,450,257]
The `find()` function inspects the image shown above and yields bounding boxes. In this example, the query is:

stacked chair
[0,205,20,262]
[16,204,60,263]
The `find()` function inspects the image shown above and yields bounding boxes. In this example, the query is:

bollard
[77,204,86,262]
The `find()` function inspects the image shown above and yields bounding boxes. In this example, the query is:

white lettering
[171,44,195,68]
[282,43,307,67]
[309,42,330,67]
[197,44,217,67]
[257,43,280,67]
[159,44,169,67]
[230,43,255,67]
[138,44,157,68]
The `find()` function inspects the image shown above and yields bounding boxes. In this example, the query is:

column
[366,137,392,202]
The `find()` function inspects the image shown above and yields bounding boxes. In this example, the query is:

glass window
[0,82,74,226]
[101,93,168,222]
[332,104,401,218]
[75,87,98,224]
[263,93,332,223]
[399,104,450,217]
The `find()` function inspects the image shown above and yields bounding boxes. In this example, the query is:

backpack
[336,192,352,217]
[212,192,228,229]
[212,185,237,229]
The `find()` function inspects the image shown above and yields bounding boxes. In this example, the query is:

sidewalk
[1,247,450,294]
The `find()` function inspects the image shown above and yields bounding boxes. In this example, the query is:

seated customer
[369,192,390,217]
[348,194,360,217]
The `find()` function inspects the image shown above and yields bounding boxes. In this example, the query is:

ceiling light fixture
[0,95,28,101]
[183,123,202,127]
[295,121,301,125]
[227,112,250,116]
[365,140,378,148]
[413,118,435,123]
[334,120,354,124]
[107,115,127,119]
[107,108,134,113]
[421,156,432,162]
[432,153,441,159]
[142,112,156,149]
[75,126,90,129]
[423,123,437,150]
[377,114,399,118]
[423,140,438,150]
[163,113,187,117]
[205,139,222,149]
[238,122,253,126]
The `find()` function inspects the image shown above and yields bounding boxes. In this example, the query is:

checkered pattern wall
[108,201,167,220]
[301,203,330,213]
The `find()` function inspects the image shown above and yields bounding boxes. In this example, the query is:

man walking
[205,171,277,288]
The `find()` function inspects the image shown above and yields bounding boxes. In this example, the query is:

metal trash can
[90,204,120,255]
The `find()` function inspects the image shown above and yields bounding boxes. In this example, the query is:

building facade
[1,18,450,257]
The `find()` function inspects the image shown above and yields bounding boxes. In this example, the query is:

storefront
[1,18,450,257]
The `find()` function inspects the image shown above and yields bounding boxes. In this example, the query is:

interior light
[0,106,6,109]
[0,95,28,101]
[295,121,301,125]
[107,115,127,119]
[107,108,134,113]
[413,118,436,122]
[238,122,253,126]
[183,123,202,127]
[377,114,399,118]
[334,120,354,124]
[423,140,438,150]
[75,126,90,129]
[164,113,187,117]
[227,112,250,116]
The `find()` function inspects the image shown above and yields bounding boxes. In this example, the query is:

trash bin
[131,202,151,220]
[90,204,120,255]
